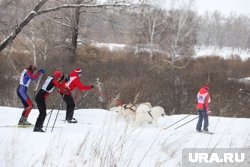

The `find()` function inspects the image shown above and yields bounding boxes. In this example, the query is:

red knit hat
[74,68,82,73]
[203,83,209,88]
[27,65,36,72]
[53,70,62,79]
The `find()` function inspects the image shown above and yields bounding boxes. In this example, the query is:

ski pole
[45,102,58,132]
[46,97,61,116]
[174,116,199,130]
[32,74,43,100]
[45,110,53,132]
[163,114,190,130]
[75,91,89,109]
[35,74,43,91]
[51,94,64,132]
[44,94,61,131]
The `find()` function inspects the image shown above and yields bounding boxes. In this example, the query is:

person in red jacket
[34,70,64,132]
[195,83,211,133]
[60,68,94,123]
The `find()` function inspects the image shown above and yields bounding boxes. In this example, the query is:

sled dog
[134,105,165,127]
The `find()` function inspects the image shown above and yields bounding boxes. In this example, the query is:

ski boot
[66,118,77,123]
[33,127,45,132]
[18,116,32,126]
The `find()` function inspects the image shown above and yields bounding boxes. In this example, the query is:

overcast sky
[195,0,250,16]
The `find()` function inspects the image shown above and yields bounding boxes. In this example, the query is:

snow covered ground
[0,106,249,167]
[195,46,250,60]
[93,42,126,52]
[91,42,250,61]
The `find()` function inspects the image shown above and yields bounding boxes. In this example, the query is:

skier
[34,70,64,132]
[17,65,46,125]
[195,82,211,133]
[60,68,94,123]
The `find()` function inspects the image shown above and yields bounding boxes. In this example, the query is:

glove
[59,74,64,82]
[207,110,212,115]
[39,68,46,74]
[91,85,94,89]
[65,75,70,82]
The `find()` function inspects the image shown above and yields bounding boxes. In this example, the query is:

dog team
[109,102,165,127]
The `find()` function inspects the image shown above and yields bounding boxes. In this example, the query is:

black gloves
[39,68,46,74]
[65,75,70,82]
[59,74,64,82]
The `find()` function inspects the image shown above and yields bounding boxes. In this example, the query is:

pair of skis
[197,130,214,135]
[0,124,33,128]
[162,115,193,130]
[0,124,62,129]
[162,115,214,135]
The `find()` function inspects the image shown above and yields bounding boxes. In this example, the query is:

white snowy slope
[0,106,249,167]
[90,42,250,61]
[194,46,250,60]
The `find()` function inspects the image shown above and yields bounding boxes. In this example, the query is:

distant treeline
[1,46,250,118]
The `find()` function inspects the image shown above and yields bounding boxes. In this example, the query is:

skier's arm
[26,71,42,80]
[53,79,64,89]
[74,78,93,91]
[205,94,210,111]
[58,80,70,94]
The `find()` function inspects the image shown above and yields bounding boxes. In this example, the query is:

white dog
[139,102,152,108]
[109,106,124,116]
[109,103,137,121]
[122,103,137,121]
[119,102,152,121]
[134,105,165,127]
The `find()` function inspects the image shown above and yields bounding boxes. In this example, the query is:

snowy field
[195,46,250,60]
[91,42,250,61]
[0,106,249,167]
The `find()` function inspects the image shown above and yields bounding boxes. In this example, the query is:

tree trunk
[31,20,37,66]
[71,0,82,63]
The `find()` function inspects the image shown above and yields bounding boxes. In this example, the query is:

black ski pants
[35,90,47,129]
[61,93,75,120]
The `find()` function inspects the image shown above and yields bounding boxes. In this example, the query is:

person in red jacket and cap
[60,68,94,123]
[34,70,64,132]
[195,82,211,133]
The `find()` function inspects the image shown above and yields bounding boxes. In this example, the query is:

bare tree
[197,11,250,50]
[0,0,48,52]
[142,6,166,61]
[0,0,134,53]
[70,0,82,62]
[161,0,196,66]
[162,0,197,113]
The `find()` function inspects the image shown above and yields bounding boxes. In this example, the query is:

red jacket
[41,76,65,99]
[60,71,92,95]
[196,86,211,111]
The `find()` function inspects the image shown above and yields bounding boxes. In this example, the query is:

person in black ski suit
[34,70,64,132]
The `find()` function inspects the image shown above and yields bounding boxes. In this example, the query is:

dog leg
[153,118,159,127]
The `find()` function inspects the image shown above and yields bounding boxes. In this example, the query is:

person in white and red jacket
[34,70,64,132]
[195,83,211,132]
[60,68,94,123]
